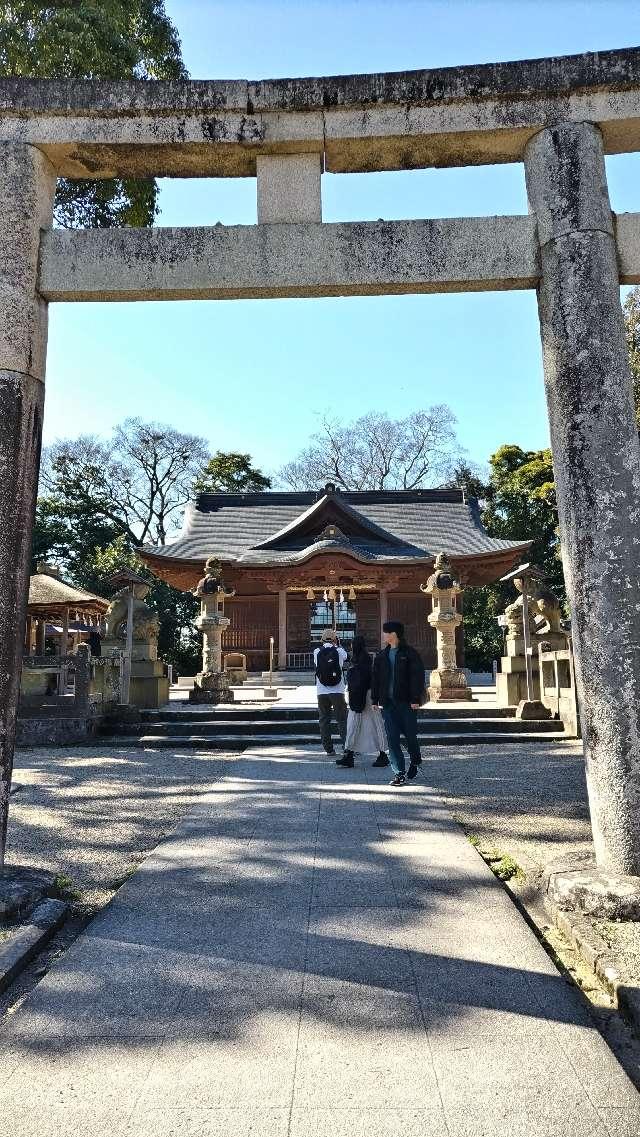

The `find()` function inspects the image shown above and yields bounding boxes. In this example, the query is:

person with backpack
[314,630,348,756]
[336,635,389,769]
[371,620,426,787]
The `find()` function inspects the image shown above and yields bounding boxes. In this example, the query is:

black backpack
[316,645,342,687]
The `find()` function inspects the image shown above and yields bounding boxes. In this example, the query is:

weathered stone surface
[0,865,55,919]
[0,48,640,176]
[35,209,640,305]
[0,896,67,992]
[616,212,640,284]
[0,144,55,864]
[0,370,45,859]
[525,122,640,875]
[257,153,322,223]
[515,699,552,721]
[38,214,540,302]
[547,864,640,920]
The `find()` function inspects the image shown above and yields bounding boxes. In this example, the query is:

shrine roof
[144,486,530,568]
[28,567,109,615]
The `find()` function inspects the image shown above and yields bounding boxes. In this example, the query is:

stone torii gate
[1,47,640,875]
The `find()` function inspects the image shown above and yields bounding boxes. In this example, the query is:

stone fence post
[524,122,640,874]
[0,144,55,866]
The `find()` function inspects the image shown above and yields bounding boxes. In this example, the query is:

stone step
[114,730,567,750]
[142,705,516,722]
[123,716,560,738]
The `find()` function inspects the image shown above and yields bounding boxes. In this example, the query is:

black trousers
[317,693,348,751]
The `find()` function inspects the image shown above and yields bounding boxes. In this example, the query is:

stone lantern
[421,552,472,702]
[190,557,235,704]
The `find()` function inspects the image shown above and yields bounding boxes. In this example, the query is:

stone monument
[421,552,472,702]
[190,557,235,704]
[102,579,169,709]
[496,574,541,707]
[496,571,566,709]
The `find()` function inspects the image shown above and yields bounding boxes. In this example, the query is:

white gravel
[7,744,233,911]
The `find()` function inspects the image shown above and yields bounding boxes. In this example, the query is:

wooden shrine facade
[142,483,529,673]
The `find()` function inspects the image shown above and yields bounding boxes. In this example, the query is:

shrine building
[142,483,529,672]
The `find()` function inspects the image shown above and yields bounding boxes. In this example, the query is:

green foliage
[52,872,82,900]
[42,420,209,548]
[484,852,524,882]
[623,287,640,428]
[483,445,562,594]
[0,1,187,228]
[65,534,200,675]
[449,446,563,671]
[33,427,271,676]
[194,452,272,494]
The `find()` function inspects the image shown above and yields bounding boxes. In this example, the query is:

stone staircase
[103,702,566,750]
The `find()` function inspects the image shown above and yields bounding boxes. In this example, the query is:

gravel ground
[2,743,234,1013]
[7,745,233,911]
[420,738,640,987]
[420,739,593,868]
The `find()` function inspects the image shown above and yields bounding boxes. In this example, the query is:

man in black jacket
[371,621,425,786]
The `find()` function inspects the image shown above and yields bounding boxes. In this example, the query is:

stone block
[257,153,322,223]
[0,866,55,919]
[496,669,540,707]
[428,686,473,702]
[515,699,552,721]
[0,289,48,378]
[189,670,233,705]
[546,862,640,920]
[129,672,169,710]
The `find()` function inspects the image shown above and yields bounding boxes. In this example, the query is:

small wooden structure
[25,564,108,685]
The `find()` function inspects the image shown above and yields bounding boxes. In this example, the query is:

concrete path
[1,745,640,1137]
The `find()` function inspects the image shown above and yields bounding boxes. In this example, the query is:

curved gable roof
[143,487,530,568]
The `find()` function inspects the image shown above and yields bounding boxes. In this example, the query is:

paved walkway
[2,746,640,1137]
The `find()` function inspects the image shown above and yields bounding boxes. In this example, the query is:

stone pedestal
[496,634,541,707]
[190,669,232,705]
[544,854,640,920]
[102,638,169,710]
[428,669,473,702]
[422,553,472,703]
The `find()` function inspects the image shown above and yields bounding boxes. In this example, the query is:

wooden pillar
[379,589,388,642]
[121,588,134,705]
[456,591,466,669]
[278,589,287,669]
[35,617,45,655]
[60,607,70,693]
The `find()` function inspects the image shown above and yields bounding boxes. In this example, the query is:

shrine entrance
[1,48,640,875]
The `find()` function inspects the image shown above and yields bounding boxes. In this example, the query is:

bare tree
[278,407,462,491]
[41,418,210,547]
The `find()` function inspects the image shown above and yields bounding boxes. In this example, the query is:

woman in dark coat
[336,635,389,769]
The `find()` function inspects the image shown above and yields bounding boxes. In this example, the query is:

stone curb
[0,898,68,993]
[545,898,640,1035]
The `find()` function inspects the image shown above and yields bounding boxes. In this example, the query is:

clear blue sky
[43,1,640,480]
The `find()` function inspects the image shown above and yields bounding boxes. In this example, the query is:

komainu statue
[193,556,235,602]
[104,582,159,658]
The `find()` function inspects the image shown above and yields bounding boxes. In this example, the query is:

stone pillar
[256,154,322,223]
[190,593,232,704]
[278,589,287,670]
[0,144,56,866]
[524,122,640,874]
